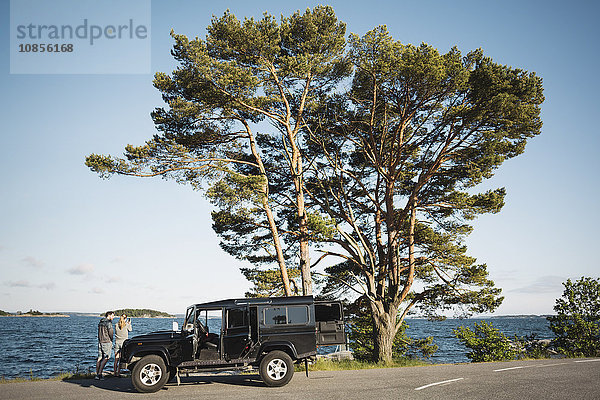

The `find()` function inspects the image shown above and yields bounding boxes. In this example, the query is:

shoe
[94,375,100,380]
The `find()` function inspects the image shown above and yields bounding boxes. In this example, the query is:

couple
[96,311,132,380]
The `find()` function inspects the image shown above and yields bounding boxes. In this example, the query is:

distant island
[0,308,174,318]
[109,309,174,318]
[0,309,69,317]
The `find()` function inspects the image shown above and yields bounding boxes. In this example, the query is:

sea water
[0,315,553,379]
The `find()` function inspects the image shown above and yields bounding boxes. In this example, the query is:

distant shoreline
[1,308,176,318]
[0,314,177,319]
[0,314,178,318]
[0,314,70,318]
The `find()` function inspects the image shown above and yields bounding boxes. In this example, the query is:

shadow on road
[62,373,266,393]
[62,375,138,393]
[171,373,265,388]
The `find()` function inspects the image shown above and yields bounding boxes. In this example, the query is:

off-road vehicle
[119,296,345,393]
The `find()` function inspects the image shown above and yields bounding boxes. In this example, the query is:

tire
[131,355,169,393]
[259,350,294,387]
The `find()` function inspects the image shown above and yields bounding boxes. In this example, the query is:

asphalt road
[1,358,599,400]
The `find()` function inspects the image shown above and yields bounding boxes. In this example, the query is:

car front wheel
[131,355,169,393]
[259,350,294,387]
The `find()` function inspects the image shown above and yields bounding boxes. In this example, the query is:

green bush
[547,277,600,357]
[513,334,554,359]
[453,321,518,362]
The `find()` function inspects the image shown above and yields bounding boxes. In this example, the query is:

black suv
[120,296,345,393]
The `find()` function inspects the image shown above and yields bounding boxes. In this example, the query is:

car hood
[128,330,181,342]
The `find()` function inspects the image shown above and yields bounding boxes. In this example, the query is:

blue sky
[1,0,598,314]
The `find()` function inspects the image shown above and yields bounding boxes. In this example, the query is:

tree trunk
[298,189,312,296]
[261,193,292,296]
[294,143,312,296]
[245,120,292,296]
[370,302,398,363]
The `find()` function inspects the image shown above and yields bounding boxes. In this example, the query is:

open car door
[223,306,251,360]
[315,301,346,345]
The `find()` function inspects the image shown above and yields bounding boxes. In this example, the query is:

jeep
[119,296,345,393]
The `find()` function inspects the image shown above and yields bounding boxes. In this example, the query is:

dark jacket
[98,318,114,343]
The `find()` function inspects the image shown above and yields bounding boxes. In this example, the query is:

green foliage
[306,211,337,241]
[0,310,10,316]
[110,309,173,318]
[547,277,600,357]
[513,334,554,359]
[241,267,301,297]
[349,303,438,362]
[453,321,518,362]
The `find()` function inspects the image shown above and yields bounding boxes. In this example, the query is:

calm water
[0,315,553,379]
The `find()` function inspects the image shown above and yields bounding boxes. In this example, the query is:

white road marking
[413,359,600,392]
[536,362,569,368]
[493,366,524,372]
[414,377,464,391]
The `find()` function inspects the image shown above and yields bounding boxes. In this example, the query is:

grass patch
[0,372,44,384]
[0,371,96,384]
[0,376,42,384]
[296,358,428,372]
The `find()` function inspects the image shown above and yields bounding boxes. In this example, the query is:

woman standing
[114,314,132,377]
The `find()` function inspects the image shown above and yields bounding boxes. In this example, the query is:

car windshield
[184,307,194,329]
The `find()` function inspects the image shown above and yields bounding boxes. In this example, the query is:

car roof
[190,295,315,309]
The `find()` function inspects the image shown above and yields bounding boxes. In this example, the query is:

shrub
[547,277,600,357]
[453,321,518,362]
[513,334,554,359]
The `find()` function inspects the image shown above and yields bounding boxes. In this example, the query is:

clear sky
[1,0,598,315]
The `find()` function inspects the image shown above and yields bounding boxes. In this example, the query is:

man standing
[96,311,115,380]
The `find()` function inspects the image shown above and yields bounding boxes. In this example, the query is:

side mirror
[172,321,179,332]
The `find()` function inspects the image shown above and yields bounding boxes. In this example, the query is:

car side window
[261,305,309,326]
[315,303,342,321]
[286,305,309,324]
[227,308,247,328]
[264,307,287,325]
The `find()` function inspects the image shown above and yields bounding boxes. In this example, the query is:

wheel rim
[139,363,162,386]
[266,358,288,380]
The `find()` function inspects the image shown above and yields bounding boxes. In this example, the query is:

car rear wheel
[131,355,169,393]
[259,350,294,387]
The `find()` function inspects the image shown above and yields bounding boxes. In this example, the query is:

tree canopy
[305,26,543,361]
[86,6,350,297]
